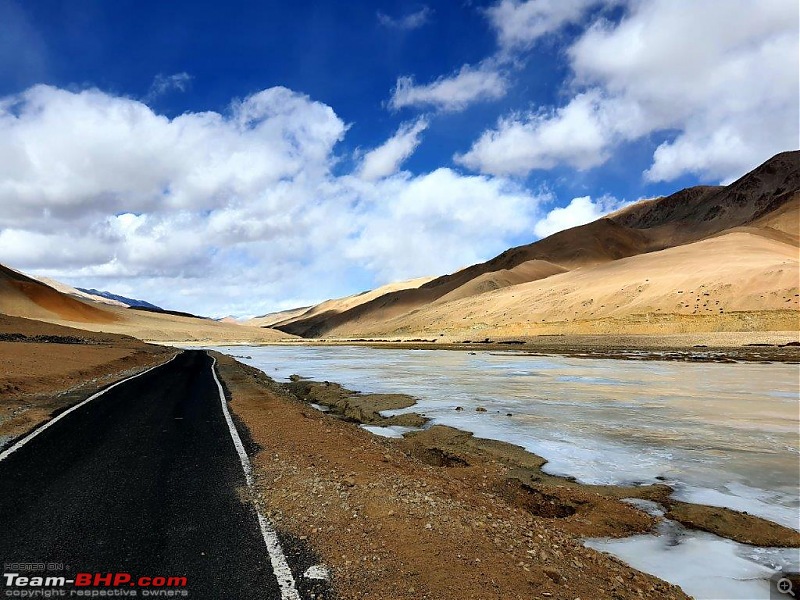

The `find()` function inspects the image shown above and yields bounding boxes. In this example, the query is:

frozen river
[211,345,800,598]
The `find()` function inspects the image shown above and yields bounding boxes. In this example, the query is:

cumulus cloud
[346,169,540,280]
[456,91,618,174]
[462,0,799,182]
[0,85,546,317]
[487,0,606,50]
[533,195,629,238]
[377,6,432,30]
[389,63,508,112]
[385,0,607,114]
[0,85,345,223]
[358,118,429,180]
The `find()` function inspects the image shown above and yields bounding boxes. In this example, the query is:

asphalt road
[0,350,322,599]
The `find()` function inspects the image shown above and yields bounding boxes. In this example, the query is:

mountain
[76,288,163,311]
[271,151,800,338]
[0,266,294,343]
[34,277,129,308]
[245,276,435,330]
[246,306,312,328]
[0,264,121,324]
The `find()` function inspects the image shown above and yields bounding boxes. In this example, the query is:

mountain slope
[252,275,436,332]
[77,288,163,310]
[0,265,120,324]
[34,277,130,308]
[321,230,798,337]
[276,218,656,337]
[275,150,800,338]
[0,265,295,343]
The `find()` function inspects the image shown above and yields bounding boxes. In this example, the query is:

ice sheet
[359,424,418,438]
[586,520,800,600]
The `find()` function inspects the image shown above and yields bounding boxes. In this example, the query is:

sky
[0,0,797,317]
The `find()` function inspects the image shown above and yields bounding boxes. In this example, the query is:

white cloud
[462,0,799,182]
[389,63,508,112]
[487,0,605,50]
[346,169,542,280]
[456,91,618,174]
[378,7,432,30]
[533,195,628,238]
[145,72,193,102]
[383,0,605,115]
[0,85,545,318]
[0,85,345,224]
[358,118,429,181]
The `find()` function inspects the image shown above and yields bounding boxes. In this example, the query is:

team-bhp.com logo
[3,572,188,597]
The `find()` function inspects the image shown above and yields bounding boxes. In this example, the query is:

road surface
[0,350,324,599]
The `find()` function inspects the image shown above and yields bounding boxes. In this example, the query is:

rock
[476,407,487,413]
[343,477,356,487]
[542,567,562,584]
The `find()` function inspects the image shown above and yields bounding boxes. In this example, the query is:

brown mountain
[0,264,120,324]
[0,265,293,343]
[274,151,800,338]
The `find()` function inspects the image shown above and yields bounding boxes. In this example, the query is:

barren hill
[0,264,121,324]
[273,151,800,338]
[0,266,294,343]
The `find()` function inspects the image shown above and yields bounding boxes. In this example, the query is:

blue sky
[0,0,797,316]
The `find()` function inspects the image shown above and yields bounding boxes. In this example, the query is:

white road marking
[209,355,301,600]
[0,353,179,462]
[303,564,330,581]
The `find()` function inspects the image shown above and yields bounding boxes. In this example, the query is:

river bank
[283,375,799,548]
[213,343,800,599]
[212,351,691,599]
[172,329,800,363]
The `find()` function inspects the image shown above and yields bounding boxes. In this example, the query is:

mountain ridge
[273,150,800,338]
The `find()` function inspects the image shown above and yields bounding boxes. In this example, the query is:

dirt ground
[0,314,176,445]
[213,352,693,600]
